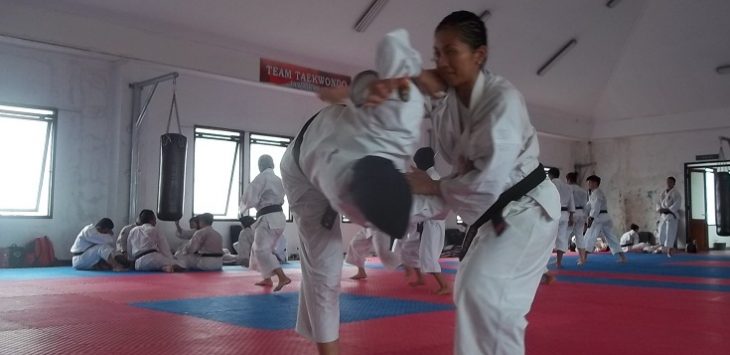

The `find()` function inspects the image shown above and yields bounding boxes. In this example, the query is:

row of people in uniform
[550,169,682,269]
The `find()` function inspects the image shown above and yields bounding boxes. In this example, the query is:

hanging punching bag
[716,171,730,236]
[157,81,187,221]
[157,133,187,221]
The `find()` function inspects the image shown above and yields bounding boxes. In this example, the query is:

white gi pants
[250,212,286,278]
[571,209,586,249]
[657,213,679,248]
[135,251,178,271]
[394,229,421,269]
[419,220,445,273]
[454,181,558,355]
[583,214,622,254]
[281,153,343,344]
[72,244,114,270]
[554,211,571,252]
[176,254,222,271]
[345,230,400,269]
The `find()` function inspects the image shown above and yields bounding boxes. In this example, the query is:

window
[193,127,242,220]
[249,133,292,221]
[0,104,56,217]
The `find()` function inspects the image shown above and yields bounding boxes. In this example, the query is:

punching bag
[716,171,730,236]
[157,81,187,221]
[157,133,187,221]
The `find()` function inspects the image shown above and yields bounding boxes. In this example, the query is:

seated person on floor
[71,218,129,271]
[128,209,182,273]
[233,216,256,267]
[175,213,224,271]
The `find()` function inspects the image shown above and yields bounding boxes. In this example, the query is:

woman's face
[433,28,486,88]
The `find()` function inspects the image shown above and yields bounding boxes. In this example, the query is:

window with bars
[0,104,57,217]
[193,127,242,220]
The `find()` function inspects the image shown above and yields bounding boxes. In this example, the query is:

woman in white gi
[656,176,682,257]
[579,175,627,265]
[345,227,400,279]
[128,210,181,273]
[368,11,560,354]
[175,213,224,271]
[281,29,434,355]
[240,154,291,291]
[71,218,127,271]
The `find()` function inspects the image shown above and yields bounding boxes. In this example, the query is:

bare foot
[161,265,175,273]
[403,266,413,278]
[434,287,451,295]
[408,280,425,287]
[255,279,274,287]
[274,277,291,292]
[540,273,556,285]
[350,273,367,280]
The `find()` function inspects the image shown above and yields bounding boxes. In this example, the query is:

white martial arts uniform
[656,187,682,249]
[115,223,136,258]
[280,29,436,343]
[569,183,589,248]
[394,167,447,273]
[430,70,560,355]
[128,224,178,271]
[233,227,255,266]
[70,224,116,270]
[274,235,288,264]
[552,178,575,252]
[619,230,649,252]
[345,227,400,269]
[582,188,622,254]
[241,168,287,278]
[175,226,223,271]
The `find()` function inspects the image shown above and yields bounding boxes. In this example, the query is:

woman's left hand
[405,169,440,196]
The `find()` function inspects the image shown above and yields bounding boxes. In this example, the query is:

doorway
[684,160,730,251]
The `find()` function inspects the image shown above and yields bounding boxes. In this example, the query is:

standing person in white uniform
[175,213,223,271]
[403,147,450,294]
[566,172,589,251]
[240,155,291,291]
[345,227,400,279]
[549,168,575,269]
[128,209,181,273]
[280,29,436,355]
[233,216,256,267]
[656,176,682,257]
[579,175,626,265]
[368,12,560,354]
[70,218,127,271]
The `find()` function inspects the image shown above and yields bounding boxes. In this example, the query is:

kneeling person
[176,213,223,271]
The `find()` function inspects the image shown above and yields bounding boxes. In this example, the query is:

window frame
[192,125,245,221]
[0,102,58,219]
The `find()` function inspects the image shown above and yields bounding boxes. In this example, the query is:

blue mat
[133,292,454,330]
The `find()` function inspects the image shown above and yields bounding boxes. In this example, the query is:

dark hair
[630,224,639,231]
[566,172,578,183]
[95,218,114,230]
[586,175,601,185]
[548,167,560,179]
[198,213,214,226]
[436,11,488,50]
[413,147,435,171]
[667,176,676,183]
[189,216,198,223]
[239,216,256,228]
[138,209,156,225]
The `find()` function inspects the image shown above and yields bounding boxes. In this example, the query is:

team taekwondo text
[260,58,351,93]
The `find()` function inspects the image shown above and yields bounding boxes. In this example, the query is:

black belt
[256,205,283,218]
[561,207,569,211]
[600,210,608,214]
[292,110,339,230]
[416,222,424,239]
[196,252,224,257]
[72,252,84,256]
[134,249,157,259]
[576,206,584,210]
[459,164,547,261]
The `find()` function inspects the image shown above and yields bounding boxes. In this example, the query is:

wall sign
[260,58,350,92]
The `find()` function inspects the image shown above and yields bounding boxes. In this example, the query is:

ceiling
[4,0,730,124]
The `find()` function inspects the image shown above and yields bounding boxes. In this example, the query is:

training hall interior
[1,0,729,354]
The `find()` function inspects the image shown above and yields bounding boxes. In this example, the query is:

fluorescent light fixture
[716,64,730,75]
[537,39,577,76]
[354,0,389,32]
[479,10,491,21]
[606,0,621,8]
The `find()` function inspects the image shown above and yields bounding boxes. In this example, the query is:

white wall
[588,127,730,246]
[0,43,123,257]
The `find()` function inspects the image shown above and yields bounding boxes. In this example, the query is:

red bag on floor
[24,236,56,267]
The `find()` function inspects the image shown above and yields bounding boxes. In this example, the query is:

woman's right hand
[364,69,447,106]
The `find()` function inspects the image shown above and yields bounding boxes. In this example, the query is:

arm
[240,174,265,213]
[668,190,682,217]
[85,230,115,246]
[184,230,205,255]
